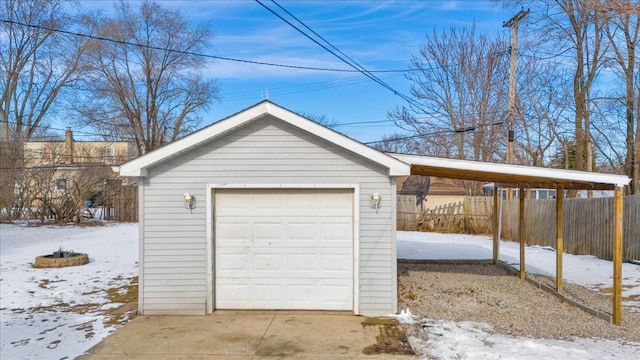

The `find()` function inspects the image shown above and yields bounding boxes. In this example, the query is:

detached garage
[118,101,410,316]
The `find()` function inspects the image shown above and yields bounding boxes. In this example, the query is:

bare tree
[372,133,431,156]
[589,96,626,169]
[1,0,89,217]
[78,0,220,154]
[388,24,509,164]
[300,112,339,129]
[515,57,573,167]
[506,0,608,177]
[0,0,87,146]
[599,0,639,193]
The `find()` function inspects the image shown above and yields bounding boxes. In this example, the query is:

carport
[389,154,630,325]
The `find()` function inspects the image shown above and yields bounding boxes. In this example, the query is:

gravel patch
[398,261,640,342]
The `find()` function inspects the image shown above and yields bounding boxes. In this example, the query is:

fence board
[97,184,138,222]
[396,194,640,261]
[112,185,138,222]
[397,194,420,231]
[499,195,639,261]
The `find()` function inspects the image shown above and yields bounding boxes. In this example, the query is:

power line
[363,121,505,145]
[221,73,405,101]
[255,0,430,114]
[0,18,413,74]
[1,17,510,118]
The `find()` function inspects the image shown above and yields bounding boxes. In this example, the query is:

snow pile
[395,315,639,360]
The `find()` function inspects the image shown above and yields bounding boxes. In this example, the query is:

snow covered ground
[397,231,640,310]
[397,231,640,360]
[396,310,640,360]
[0,222,138,360]
[1,224,638,359]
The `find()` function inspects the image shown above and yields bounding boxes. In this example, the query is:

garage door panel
[216,253,249,273]
[253,284,284,303]
[253,222,284,241]
[321,254,352,273]
[322,223,353,241]
[287,223,318,240]
[216,281,249,301]
[216,222,250,242]
[287,253,317,272]
[215,188,353,310]
[287,195,317,209]
[253,253,285,271]
[216,278,352,310]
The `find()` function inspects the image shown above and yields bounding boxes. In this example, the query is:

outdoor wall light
[183,192,194,210]
[370,193,381,213]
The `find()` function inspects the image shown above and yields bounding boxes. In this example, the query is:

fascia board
[390,154,630,188]
[265,103,411,176]
[119,101,411,178]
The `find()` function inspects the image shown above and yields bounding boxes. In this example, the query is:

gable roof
[117,101,411,177]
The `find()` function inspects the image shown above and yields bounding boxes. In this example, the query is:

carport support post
[519,187,525,280]
[613,186,623,325]
[555,187,564,293]
[493,185,499,264]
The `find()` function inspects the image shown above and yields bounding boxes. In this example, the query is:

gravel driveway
[397,261,640,342]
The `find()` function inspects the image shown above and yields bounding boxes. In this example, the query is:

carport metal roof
[389,153,630,325]
[389,153,630,190]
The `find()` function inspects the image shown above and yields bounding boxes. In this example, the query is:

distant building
[397,176,466,210]
[21,129,138,204]
[482,183,613,199]
[23,128,137,170]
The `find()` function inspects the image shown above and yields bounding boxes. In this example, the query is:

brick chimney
[64,128,74,164]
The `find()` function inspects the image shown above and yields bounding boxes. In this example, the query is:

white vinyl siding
[141,116,395,316]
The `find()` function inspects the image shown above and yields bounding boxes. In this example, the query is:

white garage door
[214,188,353,310]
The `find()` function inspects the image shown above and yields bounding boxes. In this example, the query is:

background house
[23,128,137,168]
[18,129,138,222]
[397,176,466,213]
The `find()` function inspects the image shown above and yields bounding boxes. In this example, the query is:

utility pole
[503,9,529,167]
[502,9,529,202]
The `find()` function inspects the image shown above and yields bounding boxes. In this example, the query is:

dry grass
[13,276,138,339]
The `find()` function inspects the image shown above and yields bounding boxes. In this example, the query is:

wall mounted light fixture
[183,192,194,210]
[370,193,381,213]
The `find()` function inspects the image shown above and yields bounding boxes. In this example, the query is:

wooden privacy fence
[501,195,639,261]
[109,184,138,222]
[94,184,138,222]
[397,195,422,231]
[397,195,640,261]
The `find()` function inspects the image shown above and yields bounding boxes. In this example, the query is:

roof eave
[390,153,630,190]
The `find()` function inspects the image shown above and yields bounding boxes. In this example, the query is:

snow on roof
[389,154,629,190]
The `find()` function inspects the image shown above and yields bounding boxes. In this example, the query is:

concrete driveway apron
[77,312,417,359]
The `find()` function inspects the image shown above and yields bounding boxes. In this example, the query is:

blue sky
[79,0,513,143]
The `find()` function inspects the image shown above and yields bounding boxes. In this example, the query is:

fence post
[493,186,499,264]
[519,187,526,280]
[612,187,623,325]
[556,187,564,293]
